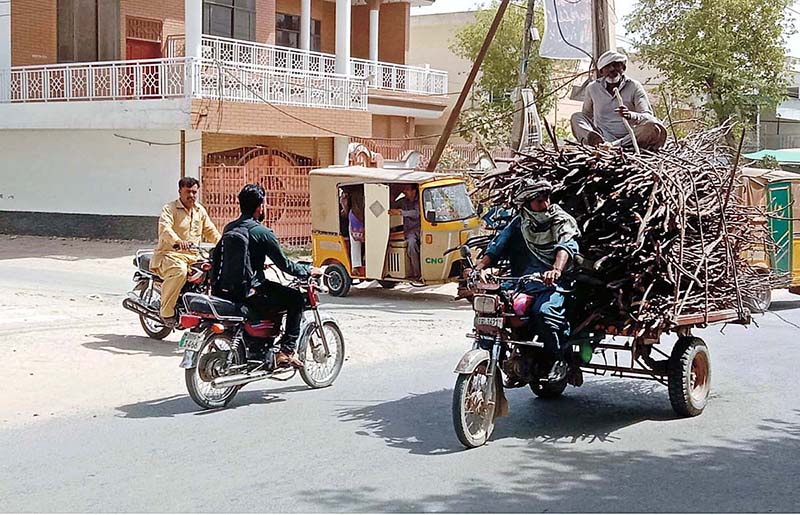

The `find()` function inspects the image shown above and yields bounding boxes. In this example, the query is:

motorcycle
[177,269,345,409]
[122,244,213,339]
[452,246,583,448]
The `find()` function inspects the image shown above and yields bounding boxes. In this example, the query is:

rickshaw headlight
[473,294,500,314]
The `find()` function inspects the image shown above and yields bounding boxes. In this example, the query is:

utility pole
[591,0,612,68]
[427,0,512,172]
[511,0,536,150]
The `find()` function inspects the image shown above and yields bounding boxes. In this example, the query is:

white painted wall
[0,99,192,130]
[0,129,203,216]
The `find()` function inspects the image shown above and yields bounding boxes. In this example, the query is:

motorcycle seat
[184,293,244,319]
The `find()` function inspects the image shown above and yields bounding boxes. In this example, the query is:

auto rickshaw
[738,166,800,310]
[310,166,481,296]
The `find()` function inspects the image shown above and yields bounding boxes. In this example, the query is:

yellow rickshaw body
[309,166,480,286]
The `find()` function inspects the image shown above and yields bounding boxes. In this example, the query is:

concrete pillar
[368,0,380,63]
[335,0,351,76]
[0,0,10,102]
[185,0,203,60]
[300,0,312,51]
[334,136,350,165]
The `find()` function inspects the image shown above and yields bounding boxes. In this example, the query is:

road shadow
[309,412,800,512]
[82,333,181,357]
[337,377,674,457]
[115,385,311,419]
[768,299,800,312]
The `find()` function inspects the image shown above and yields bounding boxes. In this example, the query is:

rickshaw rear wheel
[324,263,352,297]
[378,280,397,289]
[530,377,568,399]
[668,337,710,417]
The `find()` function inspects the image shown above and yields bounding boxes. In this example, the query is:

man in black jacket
[223,184,322,369]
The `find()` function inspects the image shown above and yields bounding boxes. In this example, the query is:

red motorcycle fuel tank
[512,293,535,316]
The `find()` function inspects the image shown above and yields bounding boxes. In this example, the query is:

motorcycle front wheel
[185,333,244,409]
[299,321,345,388]
[452,364,498,448]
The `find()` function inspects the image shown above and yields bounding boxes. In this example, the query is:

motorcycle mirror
[459,245,471,259]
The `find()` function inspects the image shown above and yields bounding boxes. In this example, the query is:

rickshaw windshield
[422,183,476,223]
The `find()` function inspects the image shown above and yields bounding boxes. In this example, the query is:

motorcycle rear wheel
[134,282,172,340]
[453,365,498,448]
[299,321,345,388]
[186,333,244,409]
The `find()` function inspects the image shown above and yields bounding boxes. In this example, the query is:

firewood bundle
[472,126,763,336]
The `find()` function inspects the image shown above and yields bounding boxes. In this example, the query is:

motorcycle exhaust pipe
[122,294,162,324]
[211,370,271,389]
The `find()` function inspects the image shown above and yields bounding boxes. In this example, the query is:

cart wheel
[745,285,772,313]
[668,337,711,417]
[324,263,352,297]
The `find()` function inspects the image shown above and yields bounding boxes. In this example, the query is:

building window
[203,0,256,41]
[276,13,321,52]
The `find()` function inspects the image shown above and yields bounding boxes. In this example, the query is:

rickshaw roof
[309,165,459,184]
[740,166,800,183]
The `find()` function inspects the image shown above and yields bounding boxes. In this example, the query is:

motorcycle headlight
[473,294,500,315]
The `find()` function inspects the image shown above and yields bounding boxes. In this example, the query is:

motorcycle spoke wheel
[186,335,242,409]
[135,283,172,340]
[453,366,497,448]
[300,321,345,388]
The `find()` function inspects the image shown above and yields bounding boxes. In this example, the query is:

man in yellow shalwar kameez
[151,177,221,326]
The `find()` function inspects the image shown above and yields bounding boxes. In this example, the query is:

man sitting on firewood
[571,50,667,151]
[474,179,580,383]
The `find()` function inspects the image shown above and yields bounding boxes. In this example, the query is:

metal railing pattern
[201,165,312,248]
[0,57,368,110]
[169,34,447,95]
[0,58,187,102]
[352,138,515,169]
[191,59,367,110]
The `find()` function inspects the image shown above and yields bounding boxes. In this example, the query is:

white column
[185,0,203,60]
[0,0,11,102]
[335,0,351,76]
[369,3,380,63]
[300,0,312,51]
[334,136,350,165]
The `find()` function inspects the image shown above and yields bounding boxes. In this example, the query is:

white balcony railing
[0,58,187,102]
[191,59,367,110]
[169,34,448,95]
[0,57,368,111]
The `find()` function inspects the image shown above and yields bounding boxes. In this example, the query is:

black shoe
[546,360,567,383]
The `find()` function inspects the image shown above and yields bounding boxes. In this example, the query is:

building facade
[0,0,448,241]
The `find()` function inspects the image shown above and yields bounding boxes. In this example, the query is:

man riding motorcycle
[215,183,323,369]
[151,177,221,327]
[473,178,580,382]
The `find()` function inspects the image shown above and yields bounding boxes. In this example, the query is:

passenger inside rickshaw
[391,184,422,278]
[339,185,366,276]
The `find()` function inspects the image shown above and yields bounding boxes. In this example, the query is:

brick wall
[120,0,183,58]
[201,132,334,166]
[351,2,407,64]
[11,0,57,65]
[371,114,413,139]
[257,0,276,45]
[191,99,372,139]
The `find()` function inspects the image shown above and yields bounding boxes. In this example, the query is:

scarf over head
[514,179,581,266]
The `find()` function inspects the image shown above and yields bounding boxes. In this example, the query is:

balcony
[167,34,448,96]
[0,55,368,111]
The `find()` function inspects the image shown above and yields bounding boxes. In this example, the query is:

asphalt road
[2,237,800,512]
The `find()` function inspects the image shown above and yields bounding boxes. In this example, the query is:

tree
[626,0,794,131]
[450,1,575,148]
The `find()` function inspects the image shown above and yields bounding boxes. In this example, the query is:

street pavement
[2,236,800,512]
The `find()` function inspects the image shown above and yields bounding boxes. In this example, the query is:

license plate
[475,316,504,328]
[179,332,203,351]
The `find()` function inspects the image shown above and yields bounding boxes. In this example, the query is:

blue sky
[412,0,800,58]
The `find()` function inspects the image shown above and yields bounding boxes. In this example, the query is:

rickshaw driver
[473,179,580,382]
[396,184,421,278]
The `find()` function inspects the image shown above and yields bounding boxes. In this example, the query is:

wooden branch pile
[474,126,762,336]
